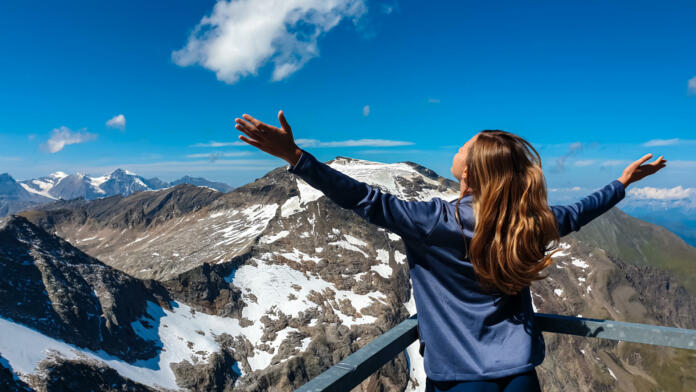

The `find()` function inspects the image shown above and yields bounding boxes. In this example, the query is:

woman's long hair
[455,130,560,296]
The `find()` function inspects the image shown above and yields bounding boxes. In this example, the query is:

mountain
[171,176,234,193]
[0,169,235,218]
[2,155,696,391]
[621,209,696,248]
[18,169,234,202]
[0,173,53,217]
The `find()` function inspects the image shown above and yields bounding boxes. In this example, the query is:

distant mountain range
[0,170,233,217]
[620,204,696,248]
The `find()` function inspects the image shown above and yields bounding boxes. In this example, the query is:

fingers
[235,120,261,140]
[241,114,268,134]
[650,155,666,166]
[278,110,291,131]
[238,135,262,148]
[633,153,653,167]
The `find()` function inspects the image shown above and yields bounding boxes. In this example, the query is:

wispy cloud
[428,98,441,103]
[599,159,630,170]
[79,159,280,175]
[643,138,680,147]
[553,142,584,172]
[41,126,97,153]
[0,156,21,162]
[670,160,696,168]
[172,0,367,84]
[642,138,696,147]
[362,105,370,117]
[549,186,584,192]
[295,138,414,147]
[688,76,696,95]
[106,114,126,130]
[190,141,247,148]
[573,159,596,167]
[357,148,436,154]
[186,151,253,162]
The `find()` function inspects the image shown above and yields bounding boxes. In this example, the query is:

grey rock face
[0,216,170,362]
[26,358,157,392]
[0,355,33,392]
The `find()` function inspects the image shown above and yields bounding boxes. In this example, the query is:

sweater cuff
[610,179,626,200]
[287,149,309,173]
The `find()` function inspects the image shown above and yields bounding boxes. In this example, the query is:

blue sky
[0,0,694,207]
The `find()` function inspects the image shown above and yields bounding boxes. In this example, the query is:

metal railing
[295,313,696,392]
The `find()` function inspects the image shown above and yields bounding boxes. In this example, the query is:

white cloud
[190,141,247,147]
[295,138,413,147]
[549,186,583,192]
[106,114,126,130]
[688,76,696,95]
[625,185,696,212]
[427,98,441,103]
[42,126,97,153]
[628,186,695,200]
[362,105,370,117]
[643,138,680,147]
[172,0,367,84]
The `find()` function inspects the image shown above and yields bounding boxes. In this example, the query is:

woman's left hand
[235,110,303,166]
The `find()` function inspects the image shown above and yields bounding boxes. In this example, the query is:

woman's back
[288,148,626,381]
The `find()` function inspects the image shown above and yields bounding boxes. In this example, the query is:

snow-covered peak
[48,171,68,179]
[327,157,458,201]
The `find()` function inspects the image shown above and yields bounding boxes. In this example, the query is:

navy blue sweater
[287,149,626,381]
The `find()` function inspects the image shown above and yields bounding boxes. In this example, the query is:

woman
[234,111,666,392]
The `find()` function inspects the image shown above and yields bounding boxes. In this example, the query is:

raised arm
[550,153,666,237]
[234,111,444,242]
[549,180,625,237]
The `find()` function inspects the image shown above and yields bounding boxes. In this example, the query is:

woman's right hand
[617,153,667,188]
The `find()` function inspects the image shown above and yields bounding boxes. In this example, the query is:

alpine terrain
[0,169,233,218]
[1,155,695,391]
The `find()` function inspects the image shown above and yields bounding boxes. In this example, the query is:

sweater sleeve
[549,179,626,237]
[287,149,444,242]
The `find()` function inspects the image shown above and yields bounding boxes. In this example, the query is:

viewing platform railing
[295,313,696,392]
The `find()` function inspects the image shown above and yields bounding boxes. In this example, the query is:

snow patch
[0,302,248,391]
[370,264,393,279]
[571,257,589,269]
[394,250,407,264]
[259,230,290,244]
[230,255,384,330]
[280,196,303,218]
[296,179,324,204]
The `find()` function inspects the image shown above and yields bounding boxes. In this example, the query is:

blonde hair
[455,130,560,295]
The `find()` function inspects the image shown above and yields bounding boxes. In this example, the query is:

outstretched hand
[235,111,303,166]
[617,153,667,188]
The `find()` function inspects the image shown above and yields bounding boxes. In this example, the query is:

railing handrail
[295,313,696,392]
